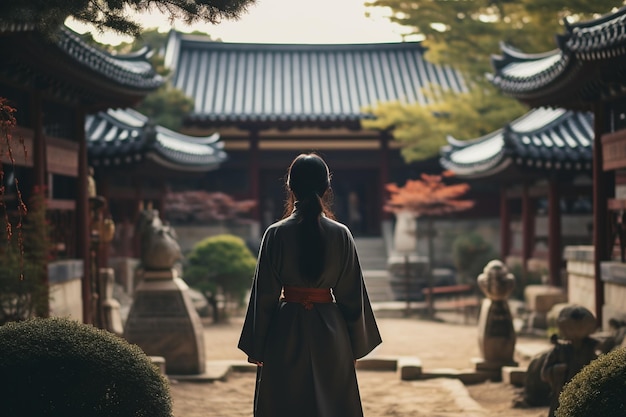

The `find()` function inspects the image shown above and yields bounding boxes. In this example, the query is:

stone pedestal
[99,268,124,336]
[477,299,518,367]
[524,285,567,329]
[124,268,206,375]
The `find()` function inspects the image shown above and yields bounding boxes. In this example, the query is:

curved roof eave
[440,107,593,179]
[87,108,226,172]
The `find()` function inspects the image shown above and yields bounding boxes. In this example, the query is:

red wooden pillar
[548,178,562,286]
[31,90,46,191]
[521,182,535,272]
[593,102,610,325]
[249,130,260,221]
[31,90,49,317]
[499,186,511,261]
[379,131,391,227]
[76,107,92,324]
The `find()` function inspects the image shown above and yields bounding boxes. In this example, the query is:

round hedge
[0,317,172,417]
[556,346,626,417]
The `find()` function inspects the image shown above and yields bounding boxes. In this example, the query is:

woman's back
[238,153,381,417]
[266,214,355,289]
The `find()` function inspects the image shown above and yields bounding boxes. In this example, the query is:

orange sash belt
[282,286,333,310]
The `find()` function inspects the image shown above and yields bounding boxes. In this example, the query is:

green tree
[0,0,255,38]
[452,232,497,284]
[0,189,51,324]
[364,86,526,162]
[136,84,195,131]
[184,234,256,322]
[362,0,622,162]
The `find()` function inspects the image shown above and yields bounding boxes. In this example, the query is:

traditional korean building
[440,107,594,286]
[86,107,227,259]
[164,32,467,236]
[488,5,626,325]
[0,24,162,322]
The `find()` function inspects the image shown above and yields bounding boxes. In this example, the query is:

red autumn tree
[384,171,474,217]
[163,190,256,224]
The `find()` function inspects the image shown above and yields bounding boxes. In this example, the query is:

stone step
[363,269,394,302]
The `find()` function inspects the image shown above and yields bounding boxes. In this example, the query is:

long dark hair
[283,153,335,282]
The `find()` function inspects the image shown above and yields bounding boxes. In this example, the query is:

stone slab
[169,361,232,382]
[420,368,493,385]
[397,356,423,380]
[502,366,527,387]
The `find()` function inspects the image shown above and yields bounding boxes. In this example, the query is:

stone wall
[601,261,626,330]
[564,246,595,314]
[48,259,83,320]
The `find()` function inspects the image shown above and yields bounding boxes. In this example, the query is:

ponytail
[296,194,325,282]
[283,153,334,283]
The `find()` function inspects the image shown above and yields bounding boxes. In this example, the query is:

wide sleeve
[332,228,382,359]
[237,227,283,361]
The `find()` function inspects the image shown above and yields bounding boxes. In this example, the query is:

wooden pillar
[521,182,535,271]
[31,90,49,317]
[133,178,144,259]
[548,178,562,286]
[593,102,610,325]
[76,107,92,324]
[499,186,511,261]
[31,90,46,191]
[379,131,391,227]
[249,130,260,221]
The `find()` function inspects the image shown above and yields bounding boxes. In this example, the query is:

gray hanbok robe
[238,212,382,417]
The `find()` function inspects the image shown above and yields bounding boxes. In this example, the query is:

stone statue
[540,305,598,417]
[136,208,182,271]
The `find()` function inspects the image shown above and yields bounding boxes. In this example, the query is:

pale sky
[66,0,415,45]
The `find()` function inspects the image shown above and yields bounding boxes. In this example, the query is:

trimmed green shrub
[451,232,497,283]
[556,346,626,417]
[185,233,256,304]
[0,317,172,417]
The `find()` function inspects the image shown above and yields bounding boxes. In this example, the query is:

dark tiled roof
[489,7,626,108]
[86,108,227,172]
[164,31,467,127]
[440,107,593,179]
[58,27,163,90]
[0,24,163,91]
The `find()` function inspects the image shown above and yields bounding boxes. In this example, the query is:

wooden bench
[422,284,481,323]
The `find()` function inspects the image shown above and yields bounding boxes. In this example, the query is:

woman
[238,153,382,417]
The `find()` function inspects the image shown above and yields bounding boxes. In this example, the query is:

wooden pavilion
[440,107,594,286]
[488,5,626,325]
[86,107,227,259]
[0,24,162,322]
[164,32,468,236]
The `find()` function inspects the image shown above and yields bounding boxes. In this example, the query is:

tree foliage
[362,0,622,162]
[366,0,622,82]
[363,86,527,162]
[0,0,256,38]
[0,189,51,324]
[184,234,256,305]
[384,171,474,217]
[164,190,256,225]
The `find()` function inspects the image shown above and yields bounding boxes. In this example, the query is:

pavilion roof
[164,31,467,129]
[440,107,593,180]
[87,108,227,172]
[0,24,163,108]
[488,6,626,109]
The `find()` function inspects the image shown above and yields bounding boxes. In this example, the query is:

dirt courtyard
[168,315,550,417]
